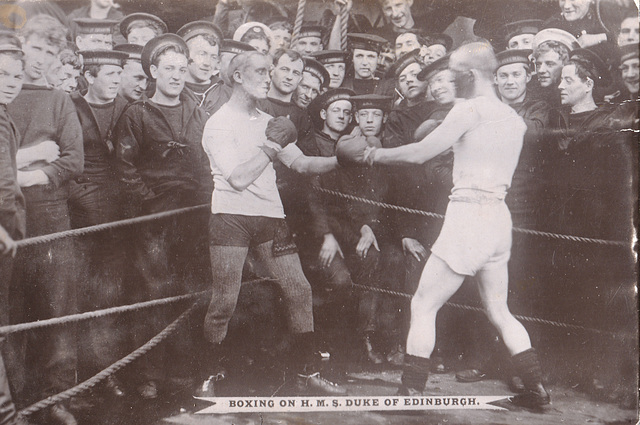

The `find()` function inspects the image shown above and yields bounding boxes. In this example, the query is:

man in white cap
[531,28,579,105]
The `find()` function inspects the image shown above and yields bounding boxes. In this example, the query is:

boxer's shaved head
[449,41,497,79]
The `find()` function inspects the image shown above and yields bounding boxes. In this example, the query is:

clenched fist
[335,134,369,166]
[265,116,297,147]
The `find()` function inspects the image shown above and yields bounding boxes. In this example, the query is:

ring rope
[0,278,271,336]
[313,186,630,247]
[290,0,307,47]
[349,283,633,339]
[13,190,630,250]
[15,204,209,248]
[16,301,201,418]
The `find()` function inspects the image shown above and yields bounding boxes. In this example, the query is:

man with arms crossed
[345,41,550,408]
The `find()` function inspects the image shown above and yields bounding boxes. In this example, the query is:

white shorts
[431,199,512,276]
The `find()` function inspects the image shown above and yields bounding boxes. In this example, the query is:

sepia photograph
[0,0,637,423]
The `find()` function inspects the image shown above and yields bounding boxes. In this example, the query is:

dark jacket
[71,93,129,182]
[309,130,387,240]
[382,100,452,245]
[113,94,212,213]
[0,105,25,239]
[182,77,229,117]
[544,104,635,242]
[506,96,550,228]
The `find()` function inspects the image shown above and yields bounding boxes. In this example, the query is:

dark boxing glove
[336,134,369,166]
[265,116,297,147]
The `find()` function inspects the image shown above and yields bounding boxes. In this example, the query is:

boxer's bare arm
[290,155,339,174]
[373,102,474,166]
[227,151,273,191]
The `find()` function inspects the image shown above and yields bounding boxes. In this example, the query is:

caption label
[195,395,509,414]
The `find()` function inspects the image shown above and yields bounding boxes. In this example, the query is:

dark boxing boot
[510,348,550,408]
[397,354,430,396]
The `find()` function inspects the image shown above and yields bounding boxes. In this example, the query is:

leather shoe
[137,380,158,400]
[510,383,550,408]
[456,369,487,383]
[105,376,126,398]
[48,403,78,425]
[296,372,347,396]
[363,334,384,365]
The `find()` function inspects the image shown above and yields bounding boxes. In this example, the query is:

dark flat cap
[264,16,292,31]
[417,54,450,81]
[386,48,422,80]
[426,33,453,51]
[113,43,143,61]
[311,87,356,111]
[73,18,118,35]
[351,94,393,112]
[620,43,639,63]
[0,31,22,54]
[220,39,256,55]
[141,33,189,78]
[303,56,330,89]
[569,47,611,86]
[348,33,388,54]
[502,19,543,43]
[120,13,167,39]
[177,21,223,44]
[311,50,348,65]
[299,24,323,39]
[496,49,532,70]
[79,49,128,68]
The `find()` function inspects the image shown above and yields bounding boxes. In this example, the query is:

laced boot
[510,348,550,408]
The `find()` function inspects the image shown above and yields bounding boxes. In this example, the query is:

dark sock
[401,354,430,390]
[203,341,229,375]
[290,332,316,375]
[511,348,542,389]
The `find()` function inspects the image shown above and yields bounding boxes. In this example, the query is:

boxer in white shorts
[354,41,550,408]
